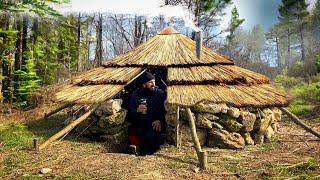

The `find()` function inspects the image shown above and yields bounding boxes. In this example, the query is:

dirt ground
[1,106,320,179]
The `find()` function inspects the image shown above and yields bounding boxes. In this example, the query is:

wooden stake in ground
[39,104,99,150]
[175,106,181,148]
[280,107,320,139]
[186,108,208,170]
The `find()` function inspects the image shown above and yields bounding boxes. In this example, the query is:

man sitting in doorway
[127,72,166,155]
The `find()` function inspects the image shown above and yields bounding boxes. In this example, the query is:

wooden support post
[175,106,181,148]
[280,107,320,139]
[186,108,208,170]
[44,103,73,119]
[39,104,99,150]
[33,138,39,151]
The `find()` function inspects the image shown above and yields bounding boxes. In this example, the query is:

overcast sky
[56,0,317,31]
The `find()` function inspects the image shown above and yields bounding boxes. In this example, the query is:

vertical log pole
[33,138,39,151]
[175,106,181,148]
[186,108,207,170]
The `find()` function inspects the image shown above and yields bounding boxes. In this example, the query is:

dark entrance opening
[120,68,168,110]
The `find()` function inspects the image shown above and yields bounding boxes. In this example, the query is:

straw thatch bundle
[56,27,290,108]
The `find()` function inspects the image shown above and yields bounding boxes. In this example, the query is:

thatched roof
[56,27,290,107]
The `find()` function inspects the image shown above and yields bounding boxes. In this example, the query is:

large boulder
[89,121,130,135]
[219,103,229,113]
[95,99,122,116]
[195,113,213,129]
[264,126,275,143]
[271,107,282,122]
[196,113,219,122]
[227,107,240,118]
[191,102,222,114]
[97,109,127,128]
[166,124,207,147]
[208,129,245,149]
[271,122,280,133]
[242,133,254,145]
[239,111,256,132]
[219,114,242,132]
[254,115,272,134]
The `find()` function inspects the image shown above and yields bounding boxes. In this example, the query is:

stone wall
[70,100,282,150]
[72,99,128,152]
[165,101,282,149]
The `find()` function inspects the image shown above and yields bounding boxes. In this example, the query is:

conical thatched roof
[56,27,290,107]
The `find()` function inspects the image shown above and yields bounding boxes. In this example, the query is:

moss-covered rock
[219,114,242,132]
[97,109,127,128]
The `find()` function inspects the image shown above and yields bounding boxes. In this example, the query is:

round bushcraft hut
[53,27,291,154]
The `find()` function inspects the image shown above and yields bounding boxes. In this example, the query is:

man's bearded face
[143,79,156,91]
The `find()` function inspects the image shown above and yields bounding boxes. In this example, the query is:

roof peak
[158,27,180,35]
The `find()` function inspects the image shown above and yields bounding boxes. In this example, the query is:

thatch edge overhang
[166,84,292,108]
[102,62,235,68]
[72,67,144,86]
[55,69,147,104]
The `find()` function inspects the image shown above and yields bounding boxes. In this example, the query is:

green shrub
[287,101,313,116]
[275,68,303,88]
[291,82,320,104]
[316,54,320,73]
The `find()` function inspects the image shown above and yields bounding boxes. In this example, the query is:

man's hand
[137,104,147,113]
[152,120,161,132]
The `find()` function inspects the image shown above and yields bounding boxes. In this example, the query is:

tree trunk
[76,13,82,72]
[286,28,291,69]
[86,16,91,70]
[1,12,13,103]
[275,36,281,68]
[21,14,28,67]
[299,24,305,62]
[13,14,22,100]
[31,16,39,53]
[95,13,103,67]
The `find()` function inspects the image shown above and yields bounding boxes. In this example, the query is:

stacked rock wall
[165,101,282,149]
[73,99,128,151]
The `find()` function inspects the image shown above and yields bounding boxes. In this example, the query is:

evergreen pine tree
[227,6,245,44]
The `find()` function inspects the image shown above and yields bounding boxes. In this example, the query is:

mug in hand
[138,99,147,114]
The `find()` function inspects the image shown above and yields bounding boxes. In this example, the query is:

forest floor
[1,94,320,179]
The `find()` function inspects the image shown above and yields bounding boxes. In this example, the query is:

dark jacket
[127,87,166,132]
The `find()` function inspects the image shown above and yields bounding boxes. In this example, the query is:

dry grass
[168,65,270,85]
[1,114,319,179]
[167,84,290,107]
[55,84,125,104]
[103,30,234,67]
[72,67,143,85]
